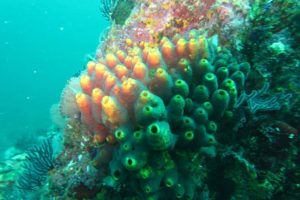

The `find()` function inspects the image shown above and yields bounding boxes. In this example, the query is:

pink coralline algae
[98,0,251,56]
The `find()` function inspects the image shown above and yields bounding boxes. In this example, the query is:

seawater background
[0,0,108,159]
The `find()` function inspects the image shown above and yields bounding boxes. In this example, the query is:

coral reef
[0,153,26,199]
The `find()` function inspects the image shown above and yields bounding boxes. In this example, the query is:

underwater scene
[0,0,299,199]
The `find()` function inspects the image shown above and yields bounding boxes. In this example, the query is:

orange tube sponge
[80,74,93,95]
[101,96,127,128]
[91,88,104,122]
[106,133,116,144]
[104,73,118,93]
[93,124,109,144]
[92,88,104,106]
[142,46,149,62]
[106,53,118,69]
[124,56,133,70]
[116,50,126,62]
[95,63,108,82]
[120,78,144,107]
[75,92,94,125]
[146,47,162,69]
[176,38,187,58]
[128,46,142,57]
[161,37,176,65]
[151,68,173,99]
[188,38,200,61]
[132,55,141,66]
[125,38,133,48]
[133,62,148,83]
[154,68,170,83]
[87,61,96,75]
[198,35,210,59]
[76,92,91,115]
[114,64,129,79]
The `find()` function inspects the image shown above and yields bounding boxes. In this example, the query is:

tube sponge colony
[61,30,250,199]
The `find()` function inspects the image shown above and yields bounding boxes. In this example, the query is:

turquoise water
[0,0,108,158]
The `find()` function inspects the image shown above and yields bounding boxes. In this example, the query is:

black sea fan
[100,0,117,21]
[16,138,54,191]
[100,0,134,24]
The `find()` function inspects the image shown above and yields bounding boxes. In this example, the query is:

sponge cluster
[62,30,250,199]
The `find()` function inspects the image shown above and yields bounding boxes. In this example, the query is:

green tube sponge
[138,165,153,179]
[110,158,125,181]
[201,133,217,147]
[122,152,147,171]
[230,71,245,90]
[121,141,133,152]
[164,168,178,188]
[183,180,196,200]
[149,151,170,169]
[228,87,238,108]
[193,107,208,124]
[111,169,123,181]
[168,95,185,115]
[177,130,195,147]
[221,78,236,92]
[174,183,185,199]
[195,59,214,78]
[146,121,177,150]
[239,62,251,77]
[195,125,217,147]
[214,58,227,69]
[151,151,175,171]
[114,127,130,142]
[173,79,189,98]
[202,101,213,116]
[142,105,161,123]
[227,63,239,75]
[206,121,218,134]
[184,98,194,114]
[194,124,207,147]
[216,66,229,82]
[177,131,194,147]
[146,194,159,200]
[224,110,234,122]
[203,72,218,92]
[168,95,185,124]
[133,130,144,144]
[177,58,193,83]
[123,155,139,170]
[211,89,230,118]
[184,131,194,142]
[142,175,162,194]
[180,116,196,131]
[135,90,167,125]
[192,85,210,103]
